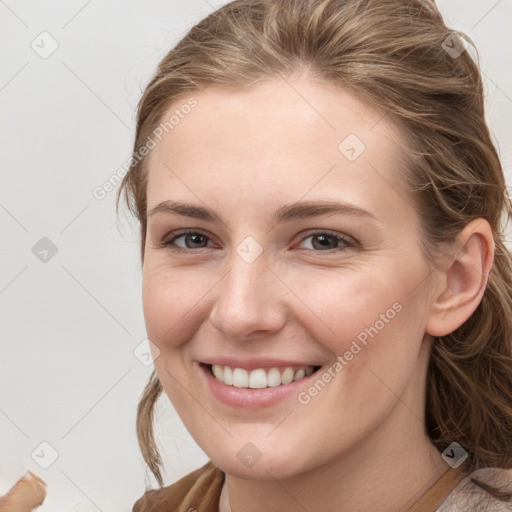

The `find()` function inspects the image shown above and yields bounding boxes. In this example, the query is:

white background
[1,1,511,511]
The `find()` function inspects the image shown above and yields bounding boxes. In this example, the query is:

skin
[142,76,494,512]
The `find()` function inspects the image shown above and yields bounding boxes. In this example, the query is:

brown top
[132,462,224,512]
[408,467,467,512]
[131,461,498,512]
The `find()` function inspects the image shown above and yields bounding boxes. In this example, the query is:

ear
[425,218,495,337]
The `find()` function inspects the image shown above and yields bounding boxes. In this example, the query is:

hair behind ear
[426,237,512,471]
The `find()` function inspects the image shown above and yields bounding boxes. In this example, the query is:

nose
[208,249,287,341]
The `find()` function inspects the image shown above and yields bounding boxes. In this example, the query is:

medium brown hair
[118,0,512,501]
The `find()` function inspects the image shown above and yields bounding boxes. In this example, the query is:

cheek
[142,265,209,410]
[287,268,428,443]
[291,262,429,407]
[293,265,422,350]
[142,264,210,351]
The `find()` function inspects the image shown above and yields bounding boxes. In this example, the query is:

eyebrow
[147,199,379,225]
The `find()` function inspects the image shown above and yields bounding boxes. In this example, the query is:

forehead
[146,77,412,217]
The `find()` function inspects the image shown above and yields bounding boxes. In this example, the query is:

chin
[204,438,314,481]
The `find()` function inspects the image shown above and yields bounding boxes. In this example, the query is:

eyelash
[158,229,357,255]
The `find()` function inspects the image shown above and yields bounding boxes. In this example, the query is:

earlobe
[425,218,495,338]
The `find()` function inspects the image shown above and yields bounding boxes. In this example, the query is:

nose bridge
[209,243,285,339]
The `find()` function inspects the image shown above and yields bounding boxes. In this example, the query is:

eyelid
[162,228,209,241]
[158,228,358,254]
[160,228,215,248]
[295,230,357,252]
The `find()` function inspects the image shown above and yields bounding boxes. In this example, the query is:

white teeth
[281,367,295,385]
[232,368,249,388]
[249,369,267,389]
[210,364,317,388]
[293,368,305,381]
[267,368,282,387]
[223,366,233,385]
[212,365,224,381]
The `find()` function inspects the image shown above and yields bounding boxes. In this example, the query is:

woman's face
[142,77,438,479]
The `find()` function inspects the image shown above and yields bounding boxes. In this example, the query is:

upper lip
[200,358,322,371]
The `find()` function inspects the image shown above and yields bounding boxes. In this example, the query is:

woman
[118,0,512,510]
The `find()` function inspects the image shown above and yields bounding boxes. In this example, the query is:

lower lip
[199,363,321,408]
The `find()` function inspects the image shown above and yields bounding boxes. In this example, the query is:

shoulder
[437,468,512,512]
[132,460,224,512]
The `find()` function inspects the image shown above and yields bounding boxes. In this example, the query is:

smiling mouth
[203,363,322,389]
